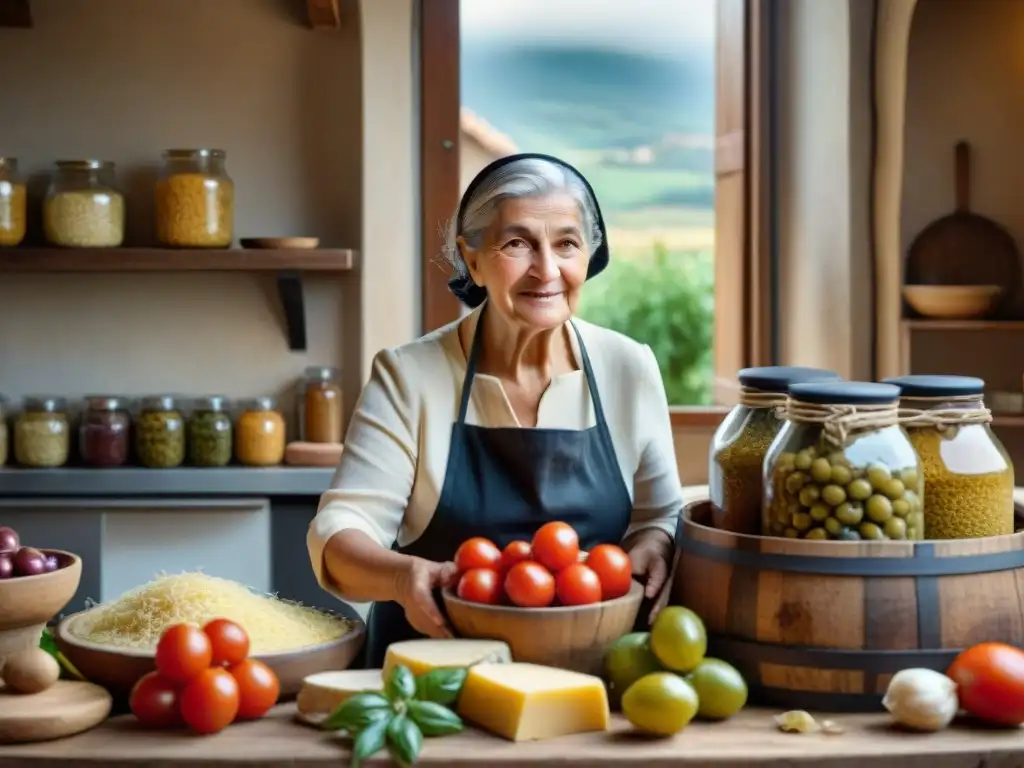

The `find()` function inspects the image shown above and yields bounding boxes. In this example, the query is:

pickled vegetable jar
[0,157,27,247]
[43,160,125,247]
[710,366,840,534]
[188,396,233,467]
[763,381,923,541]
[236,397,286,466]
[79,396,131,468]
[298,366,344,444]
[885,374,1013,539]
[136,396,186,469]
[155,149,234,248]
[14,397,70,468]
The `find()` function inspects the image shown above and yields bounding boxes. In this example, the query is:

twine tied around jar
[898,394,993,429]
[738,386,788,417]
[784,398,900,447]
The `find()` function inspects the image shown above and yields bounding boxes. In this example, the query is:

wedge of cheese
[383,639,512,679]
[296,669,385,722]
[456,663,610,742]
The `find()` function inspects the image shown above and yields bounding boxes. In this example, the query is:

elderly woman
[308,153,683,668]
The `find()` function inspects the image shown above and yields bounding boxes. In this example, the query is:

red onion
[13,547,46,577]
[0,553,12,579]
[0,526,19,554]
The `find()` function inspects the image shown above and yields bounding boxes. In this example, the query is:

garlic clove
[882,668,959,732]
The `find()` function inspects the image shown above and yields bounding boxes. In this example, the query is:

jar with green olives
[710,366,840,534]
[763,381,923,541]
[188,396,233,467]
[135,395,185,469]
[14,397,70,468]
[885,375,1013,539]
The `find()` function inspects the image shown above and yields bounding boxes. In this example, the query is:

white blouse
[308,305,684,608]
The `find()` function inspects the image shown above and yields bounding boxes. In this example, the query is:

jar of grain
[0,158,27,248]
[236,397,286,466]
[136,395,186,469]
[14,397,70,468]
[0,397,9,467]
[79,396,131,468]
[155,148,234,248]
[297,366,344,444]
[188,396,233,467]
[43,160,125,248]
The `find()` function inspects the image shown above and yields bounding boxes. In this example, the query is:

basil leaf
[386,714,424,768]
[415,667,468,706]
[407,699,464,736]
[386,664,417,703]
[351,717,390,768]
[322,692,392,732]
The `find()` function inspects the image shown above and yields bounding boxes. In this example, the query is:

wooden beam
[0,0,31,28]
[307,0,341,30]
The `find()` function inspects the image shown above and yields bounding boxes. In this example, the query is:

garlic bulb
[882,668,959,731]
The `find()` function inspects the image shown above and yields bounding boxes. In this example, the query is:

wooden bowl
[903,284,1003,319]
[442,580,643,676]
[240,237,320,250]
[0,551,81,634]
[55,610,365,700]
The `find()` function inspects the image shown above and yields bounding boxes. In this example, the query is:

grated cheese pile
[68,572,354,653]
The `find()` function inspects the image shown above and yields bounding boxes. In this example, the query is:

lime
[649,606,707,673]
[604,633,664,707]
[621,672,699,736]
[685,658,748,719]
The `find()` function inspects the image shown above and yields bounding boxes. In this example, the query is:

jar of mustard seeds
[236,396,285,466]
[14,397,70,468]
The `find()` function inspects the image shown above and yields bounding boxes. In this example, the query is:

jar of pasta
[0,158,27,247]
[885,375,1013,539]
[236,397,286,466]
[14,397,70,468]
[0,397,9,467]
[188,396,233,467]
[136,396,186,469]
[79,395,131,468]
[297,366,344,444]
[43,160,125,247]
[155,149,234,248]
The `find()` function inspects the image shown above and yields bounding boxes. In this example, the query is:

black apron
[364,304,634,667]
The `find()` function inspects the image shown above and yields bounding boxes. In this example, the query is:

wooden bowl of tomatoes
[441,522,644,677]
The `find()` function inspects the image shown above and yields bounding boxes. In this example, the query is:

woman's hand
[394,556,460,639]
[624,528,675,621]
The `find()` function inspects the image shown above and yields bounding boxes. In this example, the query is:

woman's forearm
[323,529,412,604]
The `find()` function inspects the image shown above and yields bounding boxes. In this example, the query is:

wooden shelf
[902,319,1024,331]
[0,1,343,29]
[993,416,1024,428]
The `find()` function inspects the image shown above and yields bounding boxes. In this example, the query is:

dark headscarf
[448,153,611,308]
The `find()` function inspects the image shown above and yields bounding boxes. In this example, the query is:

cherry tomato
[499,540,533,573]
[203,618,250,667]
[531,522,579,573]
[457,567,503,604]
[555,563,602,606]
[129,671,183,729]
[504,561,555,608]
[179,667,240,734]
[229,658,280,720]
[154,623,213,685]
[454,537,502,573]
[947,642,1024,725]
[586,544,634,600]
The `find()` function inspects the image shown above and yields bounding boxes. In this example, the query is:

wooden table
[1,704,1024,767]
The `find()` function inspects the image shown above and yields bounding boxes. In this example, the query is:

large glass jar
[136,396,186,469]
[236,397,286,467]
[43,160,125,247]
[155,149,234,248]
[0,397,8,467]
[710,366,840,534]
[79,396,131,468]
[14,397,70,468]
[885,375,1013,539]
[297,366,344,444]
[0,158,27,247]
[188,396,233,468]
[763,381,923,541]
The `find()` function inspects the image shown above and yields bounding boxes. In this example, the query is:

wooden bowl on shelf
[441,580,643,677]
[902,284,1003,319]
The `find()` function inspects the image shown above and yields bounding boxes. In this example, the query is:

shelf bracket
[0,0,31,27]
[276,271,308,352]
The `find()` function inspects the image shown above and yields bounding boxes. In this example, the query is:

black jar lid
[738,366,841,393]
[881,375,985,398]
[788,381,901,406]
[84,395,128,412]
[193,396,231,412]
[23,396,67,413]
[140,395,178,412]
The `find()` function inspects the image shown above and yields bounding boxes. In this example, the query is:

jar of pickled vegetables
[236,397,286,466]
[155,149,234,248]
[885,374,1013,539]
[14,397,70,468]
[763,381,923,541]
[79,396,131,468]
[43,160,125,247]
[188,396,233,467]
[136,396,186,469]
[710,366,840,534]
[0,397,8,467]
[297,366,344,444]
[0,158,27,247]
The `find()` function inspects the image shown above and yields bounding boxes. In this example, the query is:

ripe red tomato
[454,537,502,573]
[499,540,533,573]
[203,618,250,667]
[155,624,213,684]
[504,561,555,608]
[179,667,240,734]
[555,563,602,606]
[947,642,1024,725]
[586,544,634,600]
[531,522,579,573]
[457,568,503,604]
[229,658,280,720]
[129,671,183,729]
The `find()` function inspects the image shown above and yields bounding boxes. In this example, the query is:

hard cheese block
[383,639,511,679]
[456,662,610,742]
[296,670,384,720]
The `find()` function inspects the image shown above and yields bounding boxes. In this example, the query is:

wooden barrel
[671,499,1024,712]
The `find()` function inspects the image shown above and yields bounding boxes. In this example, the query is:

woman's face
[460,192,591,331]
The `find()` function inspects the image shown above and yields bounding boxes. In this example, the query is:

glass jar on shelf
[297,366,344,444]
[43,160,125,248]
[884,374,1013,539]
[0,158,27,248]
[236,397,286,467]
[135,395,186,469]
[763,381,923,541]
[710,366,840,534]
[188,396,233,468]
[155,148,234,248]
[14,396,70,468]
[79,396,131,468]
[0,396,8,467]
